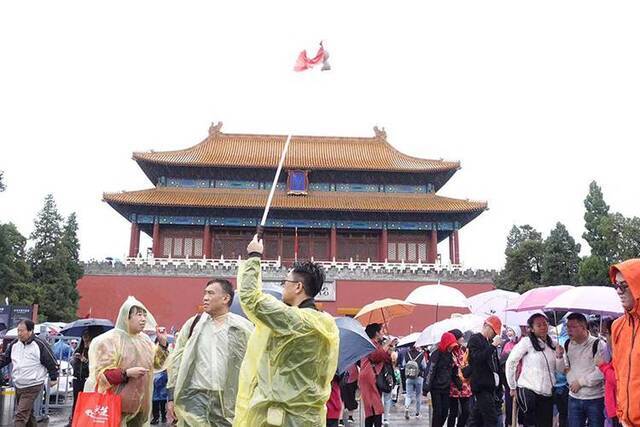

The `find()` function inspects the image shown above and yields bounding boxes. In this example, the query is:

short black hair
[128,306,147,319]
[18,319,34,332]
[291,261,325,298]
[206,279,235,307]
[603,317,615,335]
[567,313,588,328]
[365,323,382,339]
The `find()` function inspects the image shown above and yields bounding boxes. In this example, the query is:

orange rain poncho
[609,259,640,426]
[233,257,339,427]
[85,296,169,426]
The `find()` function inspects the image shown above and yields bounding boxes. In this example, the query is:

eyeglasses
[612,281,629,292]
[281,279,299,288]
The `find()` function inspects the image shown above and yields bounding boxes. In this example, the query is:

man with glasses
[609,259,640,427]
[233,234,339,427]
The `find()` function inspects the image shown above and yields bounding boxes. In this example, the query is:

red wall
[77,276,494,336]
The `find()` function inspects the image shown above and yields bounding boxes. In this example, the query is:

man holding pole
[233,234,339,426]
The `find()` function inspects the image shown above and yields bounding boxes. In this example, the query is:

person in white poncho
[166,279,253,426]
[506,313,564,427]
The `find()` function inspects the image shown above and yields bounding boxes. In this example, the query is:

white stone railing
[122,255,465,272]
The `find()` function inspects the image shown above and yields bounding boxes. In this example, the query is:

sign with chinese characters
[316,281,336,302]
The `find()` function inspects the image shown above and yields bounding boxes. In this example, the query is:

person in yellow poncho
[234,235,340,427]
[85,296,170,426]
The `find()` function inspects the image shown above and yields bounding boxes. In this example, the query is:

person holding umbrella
[233,235,339,427]
[359,323,394,427]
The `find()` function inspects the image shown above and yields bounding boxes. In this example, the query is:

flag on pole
[294,41,331,72]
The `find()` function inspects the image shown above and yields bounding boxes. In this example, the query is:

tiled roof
[132,126,460,173]
[103,187,487,213]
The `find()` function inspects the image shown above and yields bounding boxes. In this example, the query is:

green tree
[578,255,610,286]
[28,195,77,321]
[495,225,545,293]
[60,213,82,308]
[541,222,581,286]
[619,215,640,260]
[582,181,616,262]
[0,223,32,296]
[0,171,5,192]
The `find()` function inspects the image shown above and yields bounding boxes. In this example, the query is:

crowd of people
[0,235,637,427]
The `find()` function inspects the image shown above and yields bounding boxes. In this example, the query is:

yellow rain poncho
[167,312,253,426]
[234,257,339,427]
[85,296,169,426]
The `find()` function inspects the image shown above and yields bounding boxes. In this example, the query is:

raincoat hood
[114,296,158,334]
[609,258,640,317]
[438,332,458,352]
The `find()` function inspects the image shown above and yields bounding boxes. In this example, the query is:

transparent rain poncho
[167,312,254,426]
[85,296,169,426]
[234,258,340,427]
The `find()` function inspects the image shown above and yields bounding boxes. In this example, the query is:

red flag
[294,42,331,72]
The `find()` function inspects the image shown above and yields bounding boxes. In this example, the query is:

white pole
[260,134,292,227]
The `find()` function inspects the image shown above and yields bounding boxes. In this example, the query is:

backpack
[376,362,395,394]
[187,313,203,339]
[564,338,599,358]
[405,352,422,379]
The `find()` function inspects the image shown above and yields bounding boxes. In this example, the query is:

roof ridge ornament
[208,121,223,137]
[373,126,387,140]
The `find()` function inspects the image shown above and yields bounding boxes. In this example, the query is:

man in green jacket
[234,234,340,427]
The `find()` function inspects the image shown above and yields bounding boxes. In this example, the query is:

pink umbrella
[544,286,623,317]
[505,285,574,312]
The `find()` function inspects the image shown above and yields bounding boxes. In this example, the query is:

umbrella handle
[511,393,518,427]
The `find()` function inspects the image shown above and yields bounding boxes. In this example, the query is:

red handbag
[72,388,122,427]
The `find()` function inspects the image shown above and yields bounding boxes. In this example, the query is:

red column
[128,223,140,258]
[454,230,460,264]
[428,228,438,263]
[152,221,160,257]
[448,232,455,264]
[203,224,212,258]
[330,226,337,260]
[379,228,388,262]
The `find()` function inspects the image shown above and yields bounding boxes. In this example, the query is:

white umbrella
[468,289,537,326]
[415,313,485,347]
[397,332,421,348]
[4,322,66,338]
[545,286,624,317]
[405,284,470,321]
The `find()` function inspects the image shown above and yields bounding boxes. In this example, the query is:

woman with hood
[425,332,462,427]
[447,329,471,427]
[609,259,640,427]
[85,296,170,426]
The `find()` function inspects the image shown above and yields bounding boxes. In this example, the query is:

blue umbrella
[335,317,376,374]
[60,318,114,337]
[230,284,283,319]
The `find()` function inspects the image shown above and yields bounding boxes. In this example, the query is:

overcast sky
[1,1,639,270]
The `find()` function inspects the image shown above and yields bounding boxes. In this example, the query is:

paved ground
[43,395,434,426]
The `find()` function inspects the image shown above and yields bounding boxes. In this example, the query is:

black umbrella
[60,318,114,337]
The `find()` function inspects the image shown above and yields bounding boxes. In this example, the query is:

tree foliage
[495,225,545,293]
[541,222,581,286]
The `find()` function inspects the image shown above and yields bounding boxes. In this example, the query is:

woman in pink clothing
[596,318,621,427]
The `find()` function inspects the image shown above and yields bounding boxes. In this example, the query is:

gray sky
[1,1,639,270]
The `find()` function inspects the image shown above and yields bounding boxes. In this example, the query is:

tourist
[0,319,58,427]
[506,313,563,427]
[448,329,471,427]
[151,368,168,424]
[595,318,620,427]
[499,326,520,427]
[359,323,393,427]
[52,338,73,361]
[326,375,343,427]
[467,315,502,427]
[67,326,102,427]
[381,337,398,425]
[403,344,427,420]
[560,312,605,427]
[553,322,570,427]
[233,234,340,427]
[166,279,253,426]
[85,296,170,426]
[339,363,359,425]
[609,259,640,427]
[425,331,462,427]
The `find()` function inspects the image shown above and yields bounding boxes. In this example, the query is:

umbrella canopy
[544,286,624,317]
[468,289,536,326]
[5,322,66,338]
[397,332,421,348]
[415,313,485,347]
[505,285,574,312]
[405,284,470,308]
[335,317,376,374]
[230,284,283,319]
[60,318,114,337]
[355,298,414,326]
